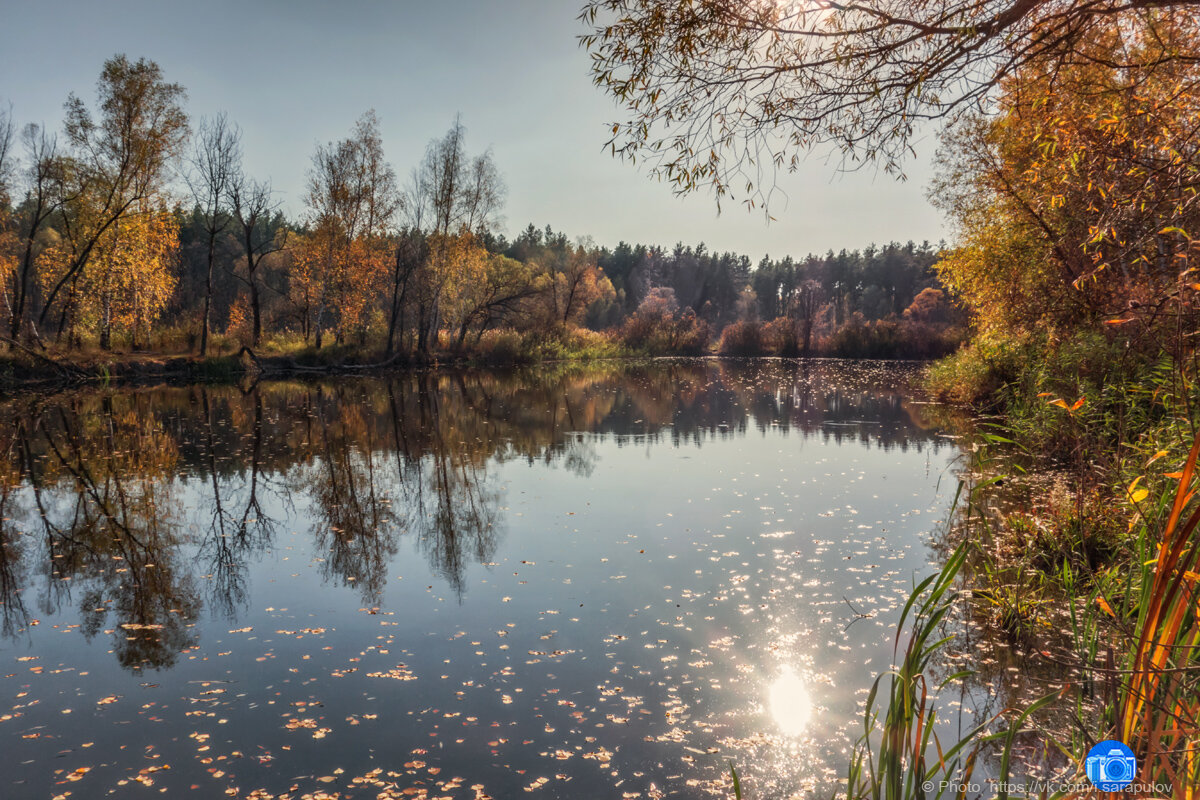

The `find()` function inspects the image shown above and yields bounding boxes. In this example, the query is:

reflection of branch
[843,595,873,632]
[0,492,31,637]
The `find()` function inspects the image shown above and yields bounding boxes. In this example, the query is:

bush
[474,329,531,365]
[926,336,1026,404]
[825,315,964,360]
[718,320,765,355]
[761,317,800,356]
[619,307,710,355]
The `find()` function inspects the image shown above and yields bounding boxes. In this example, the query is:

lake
[0,359,965,799]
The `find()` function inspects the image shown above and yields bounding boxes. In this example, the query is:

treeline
[0,54,962,366]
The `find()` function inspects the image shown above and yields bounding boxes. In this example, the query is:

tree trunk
[200,231,216,355]
[416,302,429,354]
[250,274,262,347]
[11,228,40,343]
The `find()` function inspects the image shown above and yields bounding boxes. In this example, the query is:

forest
[0,55,960,373]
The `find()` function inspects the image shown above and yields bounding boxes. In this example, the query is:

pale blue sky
[0,0,946,259]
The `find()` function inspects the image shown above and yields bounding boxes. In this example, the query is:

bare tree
[581,1,1200,209]
[0,104,14,204]
[228,171,283,347]
[8,123,67,344]
[188,113,241,356]
[405,117,505,353]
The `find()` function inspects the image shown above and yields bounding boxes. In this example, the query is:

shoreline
[0,349,945,393]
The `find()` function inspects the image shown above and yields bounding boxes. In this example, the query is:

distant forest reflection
[0,359,952,670]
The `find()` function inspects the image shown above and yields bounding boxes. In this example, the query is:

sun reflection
[769,669,813,736]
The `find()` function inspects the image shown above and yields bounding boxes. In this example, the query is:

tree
[550,248,613,326]
[305,110,400,347]
[228,171,283,346]
[450,244,545,347]
[932,16,1200,335]
[580,1,1200,207]
[7,124,68,344]
[188,113,240,355]
[37,206,179,348]
[787,279,823,354]
[40,55,188,336]
[405,118,505,352]
[385,228,427,355]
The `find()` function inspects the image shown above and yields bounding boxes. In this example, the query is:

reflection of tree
[413,374,500,596]
[299,385,400,601]
[0,359,954,667]
[0,483,30,637]
[196,387,280,619]
[12,401,199,671]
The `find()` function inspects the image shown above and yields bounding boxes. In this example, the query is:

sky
[0,0,948,261]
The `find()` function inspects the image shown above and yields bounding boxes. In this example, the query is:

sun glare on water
[769,669,813,737]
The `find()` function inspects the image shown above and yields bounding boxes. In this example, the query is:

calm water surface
[0,359,965,799]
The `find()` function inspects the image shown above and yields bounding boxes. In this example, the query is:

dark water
[0,359,964,799]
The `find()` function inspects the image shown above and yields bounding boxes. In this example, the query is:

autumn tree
[787,279,823,354]
[38,205,179,348]
[445,238,545,348]
[39,55,188,340]
[0,107,16,340]
[549,247,614,327]
[187,113,240,355]
[305,110,400,347]
[405,118,505,352]
[932,16,1200,336]
[385,228,428,355]
[581,1,1200,207]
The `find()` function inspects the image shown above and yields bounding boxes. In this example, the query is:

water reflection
[0,360,950,673]
[769,668,814,737]
[0,359,966,800]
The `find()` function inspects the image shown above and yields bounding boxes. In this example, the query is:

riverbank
[0,332,956,392]
[876,328,1200,795]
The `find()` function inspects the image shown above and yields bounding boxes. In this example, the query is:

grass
[1115,431,1200,792]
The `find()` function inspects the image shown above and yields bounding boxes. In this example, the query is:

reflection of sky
[495,403,958,795]
[0,362,962,800]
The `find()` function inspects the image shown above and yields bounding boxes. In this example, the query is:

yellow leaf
[1096,596,1115,618]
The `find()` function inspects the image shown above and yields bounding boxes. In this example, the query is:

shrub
[718,320,765,356]
[762,317,800,356]
[475,328,530,365]
[619,305,710,355]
